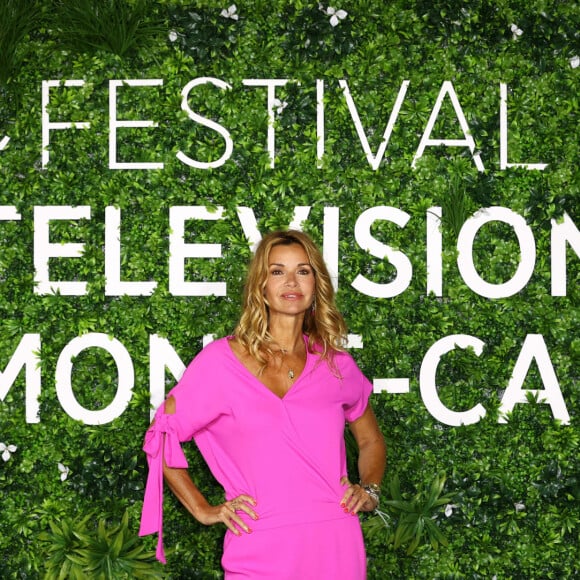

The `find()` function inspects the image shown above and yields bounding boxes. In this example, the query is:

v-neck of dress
[226,335,311,401]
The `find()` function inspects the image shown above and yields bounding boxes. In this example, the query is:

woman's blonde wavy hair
[233,230,347,371]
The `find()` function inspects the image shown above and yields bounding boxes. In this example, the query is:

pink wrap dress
[140,336,372,579]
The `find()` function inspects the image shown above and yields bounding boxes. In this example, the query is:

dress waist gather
[231,500,353,532]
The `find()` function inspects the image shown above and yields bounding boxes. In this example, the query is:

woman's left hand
[339,476,378,514]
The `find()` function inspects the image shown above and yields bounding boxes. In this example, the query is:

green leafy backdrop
[0,1,578,578]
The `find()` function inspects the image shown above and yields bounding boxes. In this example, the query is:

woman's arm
[162,396,258,535]
[341,404,387,514]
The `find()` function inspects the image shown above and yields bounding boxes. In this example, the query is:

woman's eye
[271,269,283,276]
[299,269,312,275]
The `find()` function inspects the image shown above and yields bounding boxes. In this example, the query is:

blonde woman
[140,230,386,579]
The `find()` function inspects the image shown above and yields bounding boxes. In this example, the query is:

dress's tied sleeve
[138,339,231,563]
[139,410,189,564]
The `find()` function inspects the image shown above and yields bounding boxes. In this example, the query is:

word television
[0,204,576,298]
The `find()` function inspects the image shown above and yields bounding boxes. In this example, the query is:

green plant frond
[65,552,87,566]
[47,519,64,536]
[427,473,447,500]
[71,530,92,543]
[123,544,148,560]
[432,495,455,508]
[393,518,415,548]
[96,518,110,541]
[388,473,403,500]
[110,526,126,559]
[424,519,449,548]
[37,511,162,578]
[407,532,422,555]
[383,499,417,513]
[392,526,405,549]
[55,559,71,580]
[382,472,454,555]
[70,547,91,559]
[120,510,130,528]
[361,511,393,537]
[70,568,88,580]
[54,0,164,57]
[413,515,425,537]
[0,0,40,84]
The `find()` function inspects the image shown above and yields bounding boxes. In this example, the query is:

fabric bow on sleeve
[139,412,189,563]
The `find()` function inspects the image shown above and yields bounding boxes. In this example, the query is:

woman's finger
[216,505,245,535]
[220,495,258,533]
[340,483,358,511]
[237,494,257,506]
[222,513,245,535]
[228,495,259,520]
[237,501,259,521]
[223,510,253,535]
[342,484,376,514]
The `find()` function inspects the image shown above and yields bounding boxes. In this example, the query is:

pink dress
[139,336,372,579]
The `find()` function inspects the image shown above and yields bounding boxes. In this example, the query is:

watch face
[363,483,381,494]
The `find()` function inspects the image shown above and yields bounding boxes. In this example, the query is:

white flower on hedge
[168,30,179,43]
[514,502,525,512]
[570,56,580,69]
[220,4,239,20]
[58,463,70,481]
[444,504,458,517]
[510,24,523,39]
[0,442,17,462]
[320,5,347,27]
[273,98,288,115]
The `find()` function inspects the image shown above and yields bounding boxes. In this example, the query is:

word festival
[31,77,549,170]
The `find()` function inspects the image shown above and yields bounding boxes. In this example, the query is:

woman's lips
[281,292,303,299]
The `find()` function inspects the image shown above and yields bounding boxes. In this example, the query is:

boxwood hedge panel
[0,1,578,578]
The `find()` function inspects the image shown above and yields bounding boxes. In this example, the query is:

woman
[140,230,386,578]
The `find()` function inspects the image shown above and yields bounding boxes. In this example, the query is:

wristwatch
[361,482,381,506]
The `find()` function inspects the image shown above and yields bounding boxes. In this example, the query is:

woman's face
[264,243,315,318]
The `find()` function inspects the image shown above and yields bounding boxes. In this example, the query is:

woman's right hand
[196,494,258,535]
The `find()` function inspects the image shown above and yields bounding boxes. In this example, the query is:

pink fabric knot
[143,413,188,468]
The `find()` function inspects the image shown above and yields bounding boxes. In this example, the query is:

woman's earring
[311,298,316,314]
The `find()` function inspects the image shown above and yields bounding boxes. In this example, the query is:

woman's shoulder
[308,338,359,370]
[331,348,359,369]
[174,336,233,391]
[190,335,233,365]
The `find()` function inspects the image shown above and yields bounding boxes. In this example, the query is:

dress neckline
[225,335,311,401]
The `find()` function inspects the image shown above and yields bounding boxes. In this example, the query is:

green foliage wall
[0,0,578,578]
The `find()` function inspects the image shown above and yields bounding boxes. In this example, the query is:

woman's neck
[268,315,305,354]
